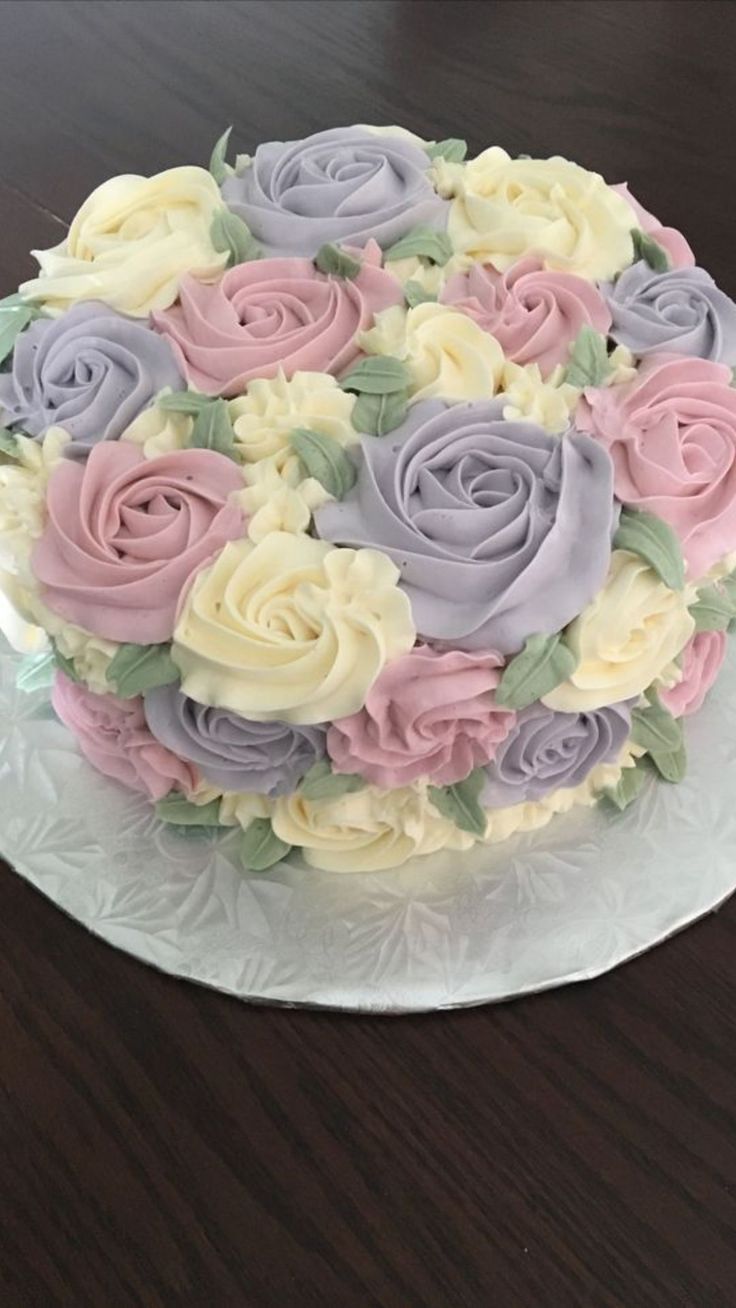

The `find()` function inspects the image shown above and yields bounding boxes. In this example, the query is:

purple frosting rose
[221,126,449,257]
[315,399,618,655]
[144,685,326,796]
[482,701,631,808]
[604,262,736,364]
[0,301,184,458]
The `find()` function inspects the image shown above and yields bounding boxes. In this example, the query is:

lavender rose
[0,301,184,457]
[144,685,326,795]
[604,262,736,364]
[315,399,618,655]
[221,126,449,256]
[482,701,631,808]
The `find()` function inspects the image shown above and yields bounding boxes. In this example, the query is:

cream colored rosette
[0,427,68,651]
[19,167,228,316]
[542,550,695,712]
[241,455,330,543]
[228,370,358,466]
[120,404,193,458]
[500,361,580,434]
[172,532,416,724]
[360,302,505,402]
[271,782,474,872]
[438,148,636,281]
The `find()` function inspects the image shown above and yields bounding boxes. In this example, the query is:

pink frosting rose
[151,240,403,396]
[577,354,736,578]
[52,671,197,800]
[440,256,611,376]
[660,630,727,717]
[326,645,516,789]
[613,183,695,270]
[33,441,245,643]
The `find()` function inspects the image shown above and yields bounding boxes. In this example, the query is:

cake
[1,124,735,875]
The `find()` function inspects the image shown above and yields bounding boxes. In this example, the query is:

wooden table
[1,2,734,1303]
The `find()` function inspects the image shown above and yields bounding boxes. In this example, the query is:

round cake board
[1,640,733,1013]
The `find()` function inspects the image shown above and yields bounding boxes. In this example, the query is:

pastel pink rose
[32,442,245,643]
[577,354,736,578]
[152,240,403,397]
[52,671,197,800]
[326,645,516,789]
[440,256,611,376]
[660,630,727,717]
[613,183,695,270]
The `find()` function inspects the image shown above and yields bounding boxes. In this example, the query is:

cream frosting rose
[499,361,580,434]
[32,442,246,643]
[360,302,505,401]
[152,249,403,397]
[228,369,358,467]
[542,550,694,711]
[577,354,736,578]
[120,403,193,459]
[441,256,611,374]
[52,671,196,801]
[659,630,726,718]
[172,532,416,724]
[327,645,516,789]
[438,149,636,280]
[20,167,228,317]
[270,781,473,872]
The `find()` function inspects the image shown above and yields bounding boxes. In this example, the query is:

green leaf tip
[426,138,468,164]
[240,817,292,871]
[495,633,578,711]
[289,428,356,499]
[210,208,260,267]
[189,398,237,458]
[631,228,669,273]
[156,793,223,827]
[613,508,685,592]
[563,325,613,388]
[383,226,454,266]
[299,758,366,802]
[209,125,233,185]
[428,767,487,838]
[314,244,362,280]
[106,642,180,698]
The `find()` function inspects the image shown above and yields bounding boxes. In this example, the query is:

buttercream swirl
[577,354,736,578]
[603,262,736,364]
[360,303,505,401]
[481,701,631,807]
[228,369,357,466]
[441,256,612,375]
[543,550,694,711]
[20,167,227,316]
[0,302,184,457]
[153,251,403,397]
[327,645,515,788]
[316,399,618,654]
[221,126,449,257]
[32,442,245,643]
[52,671,196,801]
[172,532,416,724]
[144,685,326,795]
[270,781,474,872]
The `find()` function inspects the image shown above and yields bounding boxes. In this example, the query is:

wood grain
[0,2,734,1304]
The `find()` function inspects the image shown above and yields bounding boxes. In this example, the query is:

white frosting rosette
[228,370,358,466]
[172,533,416,724]
[361,302,505,401]
[20,167,228,316]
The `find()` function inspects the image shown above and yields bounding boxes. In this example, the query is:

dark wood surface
[1,2,734,1304]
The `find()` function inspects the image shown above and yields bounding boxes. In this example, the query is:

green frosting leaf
[351,389,409,437]
[156,793,223,827]
[689,582,736,632]
[383,225,454,266]
[0,427,21,458]
[631,227,669,273]
[290,427,356,499]
[601,760,649,812]
[340,355,411,395]
[426,138,468,164]
[189,398,237,458]
[631,696,682,754]
[646,740,687,783]
[106,642,180,698]
[210,208,260,267]
[15,650,56,694]
[494,633,578,710]
[428,766,487,838]
[299,758,366,801]
[240,817,292,871]
[404,280,437,308]
[51,645,81,682]
[156,390,214,415]
[613,507,685,591]
[0,293,40,367]
[209,125,233,185]
[563,324,613,387]
[314,243,362,280]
